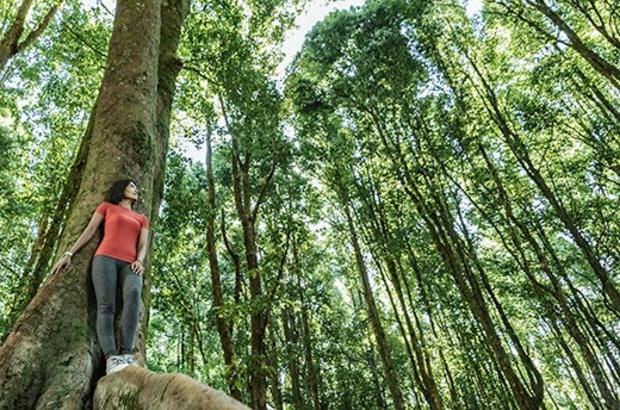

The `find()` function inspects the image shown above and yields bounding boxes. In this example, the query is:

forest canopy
[0,0,618,408]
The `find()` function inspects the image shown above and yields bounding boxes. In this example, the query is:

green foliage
[2,0,619,408]
[0,1,109,335]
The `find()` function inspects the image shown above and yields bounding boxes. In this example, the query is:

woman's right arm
[51,210,104,274]
[66,211,104,255]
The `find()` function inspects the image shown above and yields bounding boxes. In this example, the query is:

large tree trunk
[141,0,191,355]
[0,1,247,409]
[0,0,162,405]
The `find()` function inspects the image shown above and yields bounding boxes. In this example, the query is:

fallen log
[94,365,251,410]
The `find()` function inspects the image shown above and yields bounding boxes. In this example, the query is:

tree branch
[16,0,63,54]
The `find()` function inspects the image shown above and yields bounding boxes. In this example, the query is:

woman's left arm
[136,228,149,263]
[132,228,150,275]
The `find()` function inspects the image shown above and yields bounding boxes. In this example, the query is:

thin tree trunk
[367,344,388,410]
[267,326,283,410]
[526,0,620,88]
[464,52,620,314]
[366,104,541,409]
[219,93,269,410]
[433,42,620,406]
[474,141,619,406]
[205,127,241,400]
[341,192,406,410]
[354,176,444,409]
[292,239,321,410]
[282,309,303,410]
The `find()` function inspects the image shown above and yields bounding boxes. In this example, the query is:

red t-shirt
[94,202,149,263]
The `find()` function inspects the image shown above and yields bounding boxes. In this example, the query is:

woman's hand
[51,255,71,275]
[130,260,144,276]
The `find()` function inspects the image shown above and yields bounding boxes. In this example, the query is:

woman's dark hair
[104,179,136,206]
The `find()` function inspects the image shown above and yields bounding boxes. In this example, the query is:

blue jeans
[91,255,143,359]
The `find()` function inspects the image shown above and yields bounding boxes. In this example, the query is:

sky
[275,0,366,78]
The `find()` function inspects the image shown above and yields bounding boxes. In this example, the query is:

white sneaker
[120,353,138,367]
[106,355,129,375]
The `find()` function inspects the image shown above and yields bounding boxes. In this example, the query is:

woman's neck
[118,199,133,210]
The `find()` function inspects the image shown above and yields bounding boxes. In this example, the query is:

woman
[51,179,150,375]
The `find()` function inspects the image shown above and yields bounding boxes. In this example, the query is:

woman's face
[124,181,139,201]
